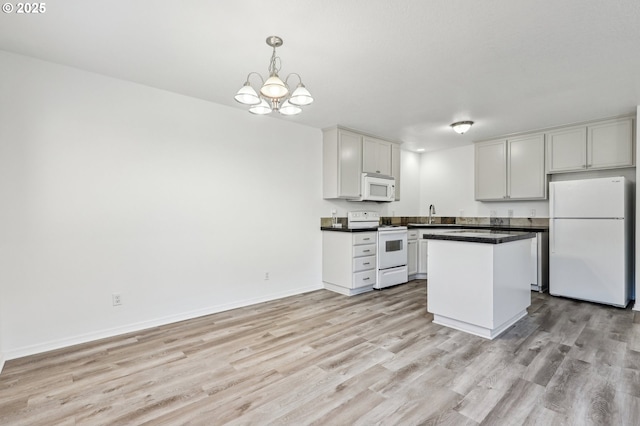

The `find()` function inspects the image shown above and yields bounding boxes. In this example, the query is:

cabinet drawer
[354,233,377,245]
[353,255,376,272]
[353,244,376,257]
[354,269,376,288]
[408,230,418,240]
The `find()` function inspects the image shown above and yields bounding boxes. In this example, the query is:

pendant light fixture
[450,121,474,134]
[234,36,313,116]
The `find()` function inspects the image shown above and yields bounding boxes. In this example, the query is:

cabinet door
[391,144,401,201]
[338,130,363,198]
[418,239,428,275]
[508,134,546,199]
[588,118,634,169]
[475,140,507,201]
[407,240,417,275]
[546,126,587,173]
[363,137,392,175]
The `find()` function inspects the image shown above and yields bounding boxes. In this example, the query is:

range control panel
[347,211,380,229]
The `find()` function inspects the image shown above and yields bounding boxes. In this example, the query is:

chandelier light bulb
[289,83,314,106]
[260,74,289,99]
[249,98,272,115]
[279,100,302,116]
[234,82,261,105]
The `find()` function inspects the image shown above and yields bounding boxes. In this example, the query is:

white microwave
[353,173,396,202]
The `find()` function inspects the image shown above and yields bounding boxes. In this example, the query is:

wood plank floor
[1,280,640,425]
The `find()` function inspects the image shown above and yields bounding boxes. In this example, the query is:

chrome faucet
[428,204,436,224]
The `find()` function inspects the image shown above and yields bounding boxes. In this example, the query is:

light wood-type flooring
[1,280,640,425]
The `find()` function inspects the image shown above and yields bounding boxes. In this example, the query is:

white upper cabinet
[588,118,634,169]
[362,136,392,175]
[545,127,587,172]
[546,117,634,173]
[323,127,362,199]
[323,126,401,200]
[391,144,401,201]
[475,133,546,201]
[508,134,546,199]
[475,140,508,201]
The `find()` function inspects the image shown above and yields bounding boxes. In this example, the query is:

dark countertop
[320,226,378,232]
[407,223,548,232]
[423,229,537,244]
[321,224,548,233]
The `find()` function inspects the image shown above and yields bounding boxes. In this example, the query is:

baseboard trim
[5,283,322,361]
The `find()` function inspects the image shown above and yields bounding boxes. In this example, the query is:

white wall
[420,145,549,218]
[0,51,329,359]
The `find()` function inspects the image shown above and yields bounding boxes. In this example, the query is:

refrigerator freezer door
[550,177,625,218]
[549,218,628,306]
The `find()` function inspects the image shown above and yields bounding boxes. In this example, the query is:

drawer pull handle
[363,250,370,253]
[363,277,370,280]
[363,262,370,265]
[363,238,370,241]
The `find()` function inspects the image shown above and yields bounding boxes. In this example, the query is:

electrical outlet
[264,272,269,280]
[459,209,464,217]
[530,209,536,217]
[490,210,497,218]
[112,293,122,306]
[508,209,513,218]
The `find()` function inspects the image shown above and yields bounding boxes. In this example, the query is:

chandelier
[234,36,314,116]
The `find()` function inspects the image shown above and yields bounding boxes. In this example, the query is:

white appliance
[375,226,408,289]
[353,173,395,202]
[347,211,408,289]
[347,211,380,229]
[549,177,633,307]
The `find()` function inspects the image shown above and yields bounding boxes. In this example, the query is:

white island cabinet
[426,230,535,340]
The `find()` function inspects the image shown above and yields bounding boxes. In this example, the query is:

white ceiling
[1,0,639,152]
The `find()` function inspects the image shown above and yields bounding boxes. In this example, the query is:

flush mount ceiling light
[450,120,474,134]
[234,36,313,116]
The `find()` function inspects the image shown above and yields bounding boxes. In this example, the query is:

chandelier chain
[268,47,282,76]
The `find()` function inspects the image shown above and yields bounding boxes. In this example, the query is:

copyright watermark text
[2,3,46,13]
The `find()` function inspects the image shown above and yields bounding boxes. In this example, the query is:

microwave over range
[350,173,396,202]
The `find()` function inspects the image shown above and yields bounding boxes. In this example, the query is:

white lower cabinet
[322,231,377,296]
[417,234,429,279]
[407,230,418,278]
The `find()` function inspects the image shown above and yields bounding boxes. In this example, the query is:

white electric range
[348,211,409,289]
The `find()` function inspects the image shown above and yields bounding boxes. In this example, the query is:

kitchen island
[425,230,536,339]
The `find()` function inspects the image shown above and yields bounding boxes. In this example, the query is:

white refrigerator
[549,177,632,307]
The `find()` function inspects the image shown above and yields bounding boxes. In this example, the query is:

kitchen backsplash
[320,216,549,228]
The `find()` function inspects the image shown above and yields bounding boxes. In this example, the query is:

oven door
[378,230,408,269]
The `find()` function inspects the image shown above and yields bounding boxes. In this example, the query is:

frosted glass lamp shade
[260,74,289,99]
[450,121,474,134]
[289,84,314,106]
[279,100,302,115]
[249,98,272,115]
[234,83,261,105]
